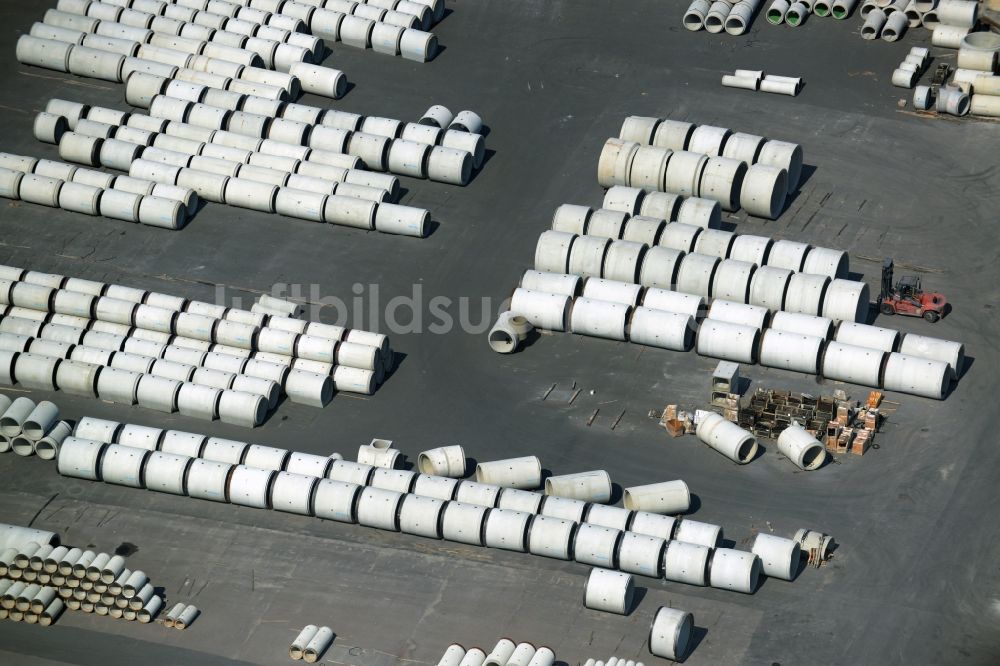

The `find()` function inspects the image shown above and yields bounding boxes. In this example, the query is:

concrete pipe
[526,514,577,560]
[35,421,72,460]
[970,94,1000,117]
[22,401,59,442]
[882,352,949,399]
[936,0,977,26]
[698,157,746,212]
[570,297,631,341]
[710,259,756,303]
[748,265,792,311]
[739,163,787,219]
[751,533,802,581]
[861,6,888,35]
[776,424,826,470]
[619,116,661,144]
[510,288,570,332]
[483,508,533,552]
[617,532,667,578]
[437,644,467,666]
[411,474,459,502]
[136,374,183,413]
[100,444,150,488]
[882,10,908,40]
[821,341,886,387]
[14,353,61,390]
[34,113,71,146]
[785,0,811,24]
[709,548,761,593]
[573,524,623,569]
[587,506,635,530]
[783,272,830,316]
[676,196,722,231]
[16,36,75,73]
[313,479,362,523]
[415,445,466,479]
[586,209,628,240]
[708,299,768,330]
[674,252,719,298]
[725,1,757,34]
[639,288,702,320]
[475,456,541,490]
[284,368,333,407]
[602,241,648,283]
[622,481,690,514]
[331,366,375,395]
[483,639,516,666]
[290,625,320,660]
[597,138,640,188]
[356,486,404,531]
[386,139,430,178]
[371,468,417,495]
[74,416,121,443]
[821,279,869,323]
[19,174,65,208]
[957,49,998,73]
[185,458,233,502]
[159,430,207,459]
[0,397,36,437]
[545,470,612,503]
[891,68,916,88]
[637,247,683,291]
[217,389,266,427]
[638,191,681,222]
[835,321,899,352]
[323,194,376,229]
[626,146,671,191]
[603,186,646,215]
[770,312,833,341]
[695,412,758,463]
[396,494,445,539]
[696,319,759,364]
[684,0,713,29]
[0,167,24,200]
[57,436,107,481]
[704,1,734,33]
[30,22,86,46]
[116,424,163,452]
[426,146,472,186]
[628,308,694,351]
[759,329,824,374]
[519,270,582,299]
[831,0,859,16]
[767,0,790,24]
[356,443,402,469]
[662,151,708,197]
[898,333,963,379]
[622,216,665,246]
[438,501,488,545]
[174,604,199,630]
[674,519,723,549]
[420,104,454,129]
[649,606,694,661]
[583,278,642,308]
[630,512,677,541]
[506,644,536,666]
[68,46,126,82]
[228,465,276,509]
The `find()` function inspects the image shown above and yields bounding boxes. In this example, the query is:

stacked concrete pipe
[54,437,777,598]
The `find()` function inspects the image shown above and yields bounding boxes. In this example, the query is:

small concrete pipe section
[649,606,694,661]
[708,548,762,593]
[475,456,541,489]
[752,533,802,580]
[622,481,691,514]
[584,568,635,615]
[544,471,612,503]
[776,425,827,470]
[695,413,758,463]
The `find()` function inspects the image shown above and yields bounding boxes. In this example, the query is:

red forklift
[879,258,947,322]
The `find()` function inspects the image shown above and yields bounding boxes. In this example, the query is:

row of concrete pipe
[684,0,763,36]
[435,640,557,666]
[290,624,335,662]
[52,428,802,596]
[501,267,962,401]
[606,115,803,219]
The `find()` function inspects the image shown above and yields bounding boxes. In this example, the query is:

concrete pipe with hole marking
[356,486,403,531]
[540,497,587,523]
[626,146,671,191]
[475,457,541,490]
[759,329,825,374]
[710,260,757,303]
[441,501,490,545]
[585,568,634,614]
[520,270,582,298]
[623,481,690,514]
[573,524,623,568]
[698,157,746,211]
[674,519,723,548]
[821,279,869,323]
[413,474,460,501]
[696,412,758,463]
[57,437,107,481]
[664,540,712,585]
[709,548,761,593]
[749,265,793,311]
[649,606,694,661]
[570,297,632,341]
[783,273,830,316]
[630,512,677,542]
[696,319,759,364]
[290,625,320,660]
[752,533,801,580]
[510,288,570,332]
[22,401,59,442]
[821,341,886,387]
[313,479,362,523]
[777,425,826,470]
[100,444,150,488]
[453,483,499,507]
[15,353,61,390]
[708,299,768,329]
[597,138,640,188]
[228,465,275,509]
[882,352,950,399]
[544,471,612,503]
[398,494,446,539]
[186,458,233,502]
[417,445,466,478]
[617,532,667,578]
[483,508,533,552]
[483,639,516,666]
[526,514,577,560]
[898,333,962,379]
[835,321,899,352]
[740,164,787,219]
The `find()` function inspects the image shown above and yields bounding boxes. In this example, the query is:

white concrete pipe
[777,424,827,470]
[649,606,694,661]
[510,288,570,332]
[14,353,61,390]
[767,0,791,22]
[570,297,631,340]
[709,548,761,593]
[696,319,759,364]
[672,252,716,298]
[674,519,723,549]
[356,486,403,531]
[751,533,801,581]
[229,465,276,509]
[748,265,792,311]
[882,353,950,399]
[936,0,977,26]
[739,164,787,220]
[34,421,72,460]
[822,279,869,323]
[630,512,677,541]
[396,494,445,539]
[708,299,768,329]
[696,412,758,463]
[623,481,690,514]
[835,321,899,353]
[313,479,361,523]
[100,444,151,487]
[821,341,886,387]
[622,216,665,245]
[475,456,541,490]
[21,401,59,441]
[483,639,516,666]
[417,445,466,478]
[290,625,320,660]
[617,532,667,577]
[898,333,962,379]
[455,481,500,508]
[185,458,233,502]
[759,329,825,374]
[544,471,612,503]
[520,270,582,298]
[57,436,107,480]
[483,508,533,552]
[525,514,576,560]
[441,501,490,545]
[628,308,694,351]
[413,474,459,502]
[710,259,756,303]
[597,138,640,188]
[487,312,532,354]
[371,468,417,495]
[831,0,858,16]
[573,524,623,569]
[783,273,830,316]
[584,568,634,614]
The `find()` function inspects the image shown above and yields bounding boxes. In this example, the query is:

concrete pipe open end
[695,412,758,464]
[416,445,466,477]
[777,425,827,470]
[488,312,532,354]
[649,606,694,661]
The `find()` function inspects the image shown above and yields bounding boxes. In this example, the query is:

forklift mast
[881,258,894,302]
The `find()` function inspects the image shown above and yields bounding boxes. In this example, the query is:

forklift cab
[896,276,921,301]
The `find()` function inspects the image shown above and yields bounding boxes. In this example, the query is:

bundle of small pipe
[0,525,167,626]
[721,69,803,96]
[497,264,962,401]
[916,35,1000,117]
[604,116,804,220]
[683,0,763,36]
[163,601,199,629]
[56,432,786,596]
[22,1,351,98]
[892,46,930,89]
[437,640,556,666]
[0,396,72,459]
[859,0,979,45]
[0,264,393,423]
[290,624,335,662]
